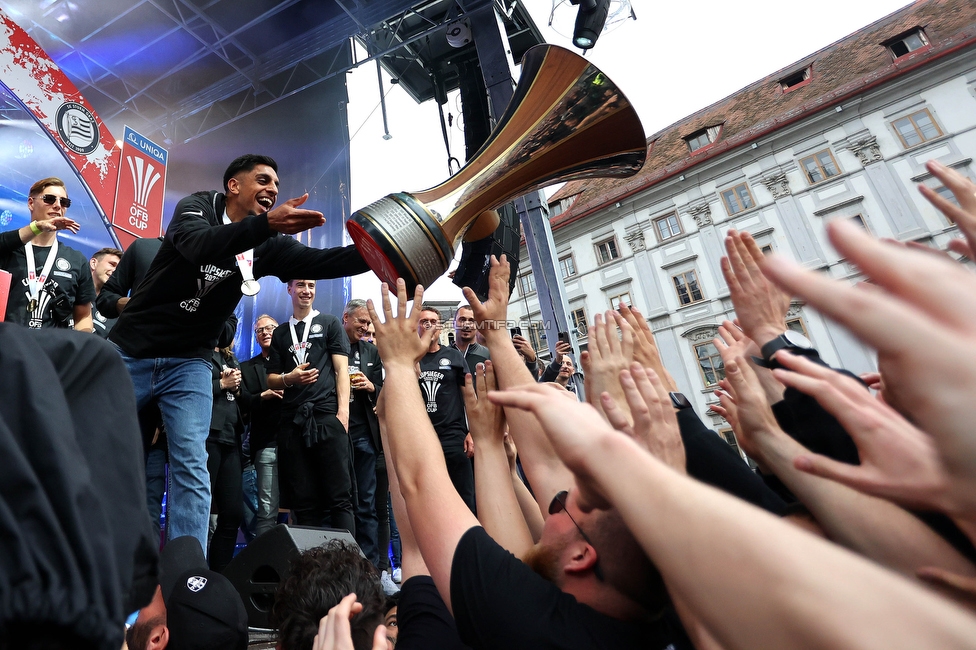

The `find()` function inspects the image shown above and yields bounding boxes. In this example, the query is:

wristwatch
[752,330,813,369]
[669,392,693,410]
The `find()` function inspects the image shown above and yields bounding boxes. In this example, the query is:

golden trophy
[347,44,647,291]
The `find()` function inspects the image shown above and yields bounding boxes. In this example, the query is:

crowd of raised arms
[7,156,976,650]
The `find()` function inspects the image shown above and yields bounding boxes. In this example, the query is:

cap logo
[186,575,208,592]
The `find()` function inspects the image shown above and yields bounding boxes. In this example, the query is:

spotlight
[571,0,610,51]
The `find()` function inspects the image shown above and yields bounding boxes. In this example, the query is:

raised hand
[310,593,389,650]
[770,351,955,513]
[722,229,791,347]
[917,160,976,260]
[488,383,614,513]
[759,219,976,506]
[36,215,81,234]
[463,361,506,450]
[461,255,510,331]
[287,362,319,386]
[581,311,634,423]
[601,363,685,472]
[266,193,326,234]
[617,303,677,391]
[367,279,431,369]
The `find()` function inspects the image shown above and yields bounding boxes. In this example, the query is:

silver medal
[241,279,260,296]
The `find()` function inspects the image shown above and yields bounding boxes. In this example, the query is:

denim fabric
[119,351,213,555]
[352,435,380,566]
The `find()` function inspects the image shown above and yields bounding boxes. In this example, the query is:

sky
[343,0,913,308]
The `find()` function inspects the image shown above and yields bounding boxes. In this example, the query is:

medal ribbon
[289,309,319,366]
[25,239,58,305]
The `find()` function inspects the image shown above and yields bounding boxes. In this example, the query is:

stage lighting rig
[570,0,610,51]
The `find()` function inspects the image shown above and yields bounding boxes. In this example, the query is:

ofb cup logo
[56,102,99,155]
[125,155,161,231]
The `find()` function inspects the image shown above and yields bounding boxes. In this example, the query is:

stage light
[572,0,610,51]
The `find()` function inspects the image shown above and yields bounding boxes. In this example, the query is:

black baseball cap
[159,537,248,650]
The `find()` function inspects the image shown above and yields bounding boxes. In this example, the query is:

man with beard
[107,154,369,555]
[370,278,683,650]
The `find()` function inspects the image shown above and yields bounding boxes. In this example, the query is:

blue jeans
[119,351,213,555]
[254,446,279,538]
[352,435,379,566]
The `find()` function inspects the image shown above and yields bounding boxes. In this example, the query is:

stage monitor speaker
[222,524,361,630]
[452,201,521,302]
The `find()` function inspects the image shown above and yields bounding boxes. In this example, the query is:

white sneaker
[380,570,400,595]
[392,567,402,584]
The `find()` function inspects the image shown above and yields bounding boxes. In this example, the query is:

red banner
[113,126,167,246]
[0,10,121,244]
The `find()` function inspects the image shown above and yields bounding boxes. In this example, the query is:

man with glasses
[240,314,283,537]
[0,177,95,331]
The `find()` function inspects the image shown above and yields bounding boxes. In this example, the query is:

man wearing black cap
[126,536,248,650]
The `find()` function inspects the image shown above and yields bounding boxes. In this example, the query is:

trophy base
[347,192,454,294]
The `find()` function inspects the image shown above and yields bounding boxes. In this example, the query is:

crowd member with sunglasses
[0,177,95,330]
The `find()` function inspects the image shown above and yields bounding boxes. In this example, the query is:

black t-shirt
[418,346,468,441]
[95,236,163,319]
[92,303,117,339]
[397,575,470,650]
[266,312,349,416]
[0,231,95,329]
[108,191,368,359]
[450,527,680,650]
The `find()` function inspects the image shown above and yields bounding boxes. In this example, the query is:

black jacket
[240,352,281,451]
[349,338,384,450]
[109,191,369,359]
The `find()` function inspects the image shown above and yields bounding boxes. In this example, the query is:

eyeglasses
[254,325,276,334]
[548,490,604,581]
[40,194,71,209]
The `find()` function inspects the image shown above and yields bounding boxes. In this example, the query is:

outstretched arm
[490,384,976,650]
[714,351,975,580]
[464,255,574,511]
[465,361,534,557]
[369,280,480,613]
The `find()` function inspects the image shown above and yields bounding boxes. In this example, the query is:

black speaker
[222,524,362,630]
[452,201,521,302]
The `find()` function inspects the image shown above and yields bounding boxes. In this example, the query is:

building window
[760,244,774,254]
[672,271,704,306]
[559,254,577,279]
[779,67,811,91]
[694,341,725,386]
[719,429,743,458]
[654,214,682,242]
[518,272,536,296]
[685,125,722,152]
[609,291,632,310]
[721,183,755,215]
[595,237,620,265]
[933,184,960,207]
[886,28,928,59]
[570,307,587,336]
[527,323,545,355]
[786,317,808,337]
[891,109,942,148]
[849,214,867,230]
[799,150,840,184]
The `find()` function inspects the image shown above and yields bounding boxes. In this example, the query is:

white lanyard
[223,212,258,295]
[289,310,319,366]
[25,239,58,304]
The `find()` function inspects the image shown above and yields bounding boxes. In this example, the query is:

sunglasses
[40,194,71,209]
[548,490,604,581]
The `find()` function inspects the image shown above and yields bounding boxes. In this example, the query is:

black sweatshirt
[108,191,369,359]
